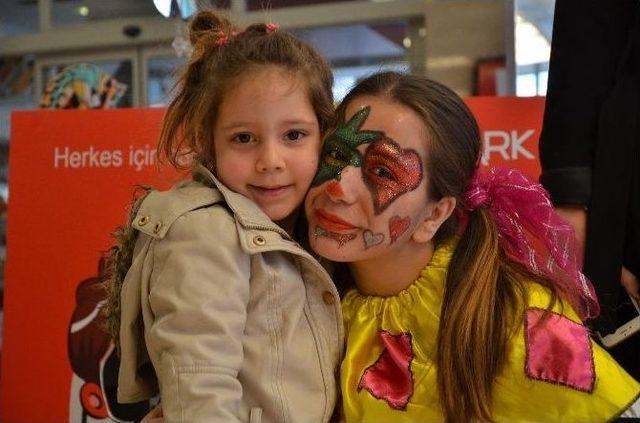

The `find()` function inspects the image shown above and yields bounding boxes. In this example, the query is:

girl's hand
[141,404,164,423]
[621,266,640,300]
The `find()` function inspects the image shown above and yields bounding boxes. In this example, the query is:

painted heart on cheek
[363,138,423,215]
[363,229,385,249]
[389,216,411,244]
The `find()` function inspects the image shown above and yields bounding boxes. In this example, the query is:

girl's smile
[247,184,295,200]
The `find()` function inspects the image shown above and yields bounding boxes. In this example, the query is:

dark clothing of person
[539,0,640,380]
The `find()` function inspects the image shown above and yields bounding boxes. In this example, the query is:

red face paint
[326,181,345,198]
[389,216,411,244]
[363,138,423,215]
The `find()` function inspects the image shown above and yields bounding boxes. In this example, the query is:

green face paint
[312,106,383,186]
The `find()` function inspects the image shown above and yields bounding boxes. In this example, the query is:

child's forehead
[223,69,308,105]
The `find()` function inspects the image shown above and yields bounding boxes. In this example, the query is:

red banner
[0,97,545,422]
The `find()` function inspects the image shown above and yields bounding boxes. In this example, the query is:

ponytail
[102,187,154,353]
[437,208,522,422]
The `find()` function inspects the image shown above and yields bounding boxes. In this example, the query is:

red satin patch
[524,308,595,393]
[363,138,423,215]
[358,330,414,410]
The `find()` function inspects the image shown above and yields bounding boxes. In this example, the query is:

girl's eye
[233,133,254,144]
[371,165,395,180]
[327,148,348,163]
[285,130,305,141]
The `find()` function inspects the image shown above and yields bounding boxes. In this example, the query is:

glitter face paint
[314,225,357,248]
[362,137,423,215]
[388,215,411,244]
[305,98,432,262]
[312,106,382,187]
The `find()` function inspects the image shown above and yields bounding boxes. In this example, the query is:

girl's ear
[412,196,457,243]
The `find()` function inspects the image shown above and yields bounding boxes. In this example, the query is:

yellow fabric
[341,238,640,422]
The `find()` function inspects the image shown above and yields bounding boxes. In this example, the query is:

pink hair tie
[265,23,280,32]
[214,31,229,47]
[462,167,600,321]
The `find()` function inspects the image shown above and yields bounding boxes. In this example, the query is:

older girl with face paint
[306,72,640,422]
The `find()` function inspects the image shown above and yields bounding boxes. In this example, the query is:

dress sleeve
[539,0,636,205]
[147,206,251,422]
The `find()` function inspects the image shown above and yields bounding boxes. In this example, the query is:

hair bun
[243,22,272,37]
[189,10,233,47]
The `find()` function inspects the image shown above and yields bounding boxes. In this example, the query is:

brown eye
[372,166,395,180]
[285,130,305,141]
[328,149,346,161]
[233,133,254,144]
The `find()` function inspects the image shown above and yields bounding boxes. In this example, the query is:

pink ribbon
[464,167,599,320]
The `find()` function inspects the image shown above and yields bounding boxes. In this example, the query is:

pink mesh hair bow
[464,167,600,320]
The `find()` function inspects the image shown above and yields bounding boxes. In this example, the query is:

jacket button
[138,216,150,226]
[253,235,266,246]
[322,291,336,305]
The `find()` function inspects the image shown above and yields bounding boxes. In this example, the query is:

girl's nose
[256,140,285,173]
[325,166,359,204]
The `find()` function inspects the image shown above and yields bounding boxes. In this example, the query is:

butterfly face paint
[362,137,423,215]
[312,106,383,187]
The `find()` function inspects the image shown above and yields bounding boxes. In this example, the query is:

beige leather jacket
[117,164,344,423]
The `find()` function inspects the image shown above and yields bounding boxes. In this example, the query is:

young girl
[104,11,343,423]
[306,71,640,421]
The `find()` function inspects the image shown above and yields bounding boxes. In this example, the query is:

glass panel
[41,60,134,108]
[537,69,549,95]
[515,62,549,97]
[0,56,35,292]
[516,73,537,97]
[514,0,554,96]
[147,56,185,107]
[292,21,410,102]
[0,56,36,148]
[248,0,356,10]
[53,0,229,27]
[0,1,39,36]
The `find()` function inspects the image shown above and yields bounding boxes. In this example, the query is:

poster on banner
[0,97,544,422]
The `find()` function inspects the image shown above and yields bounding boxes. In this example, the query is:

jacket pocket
[249,407,263,423]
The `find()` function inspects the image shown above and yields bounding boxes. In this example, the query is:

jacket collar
[192,163,292,240]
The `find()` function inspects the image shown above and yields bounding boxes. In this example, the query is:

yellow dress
[341,238,640,422]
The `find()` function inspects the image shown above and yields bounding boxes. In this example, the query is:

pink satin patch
[524,308,595,393]
[358,330,414,410]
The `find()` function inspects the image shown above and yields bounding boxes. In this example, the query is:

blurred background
[0,0,555,309]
